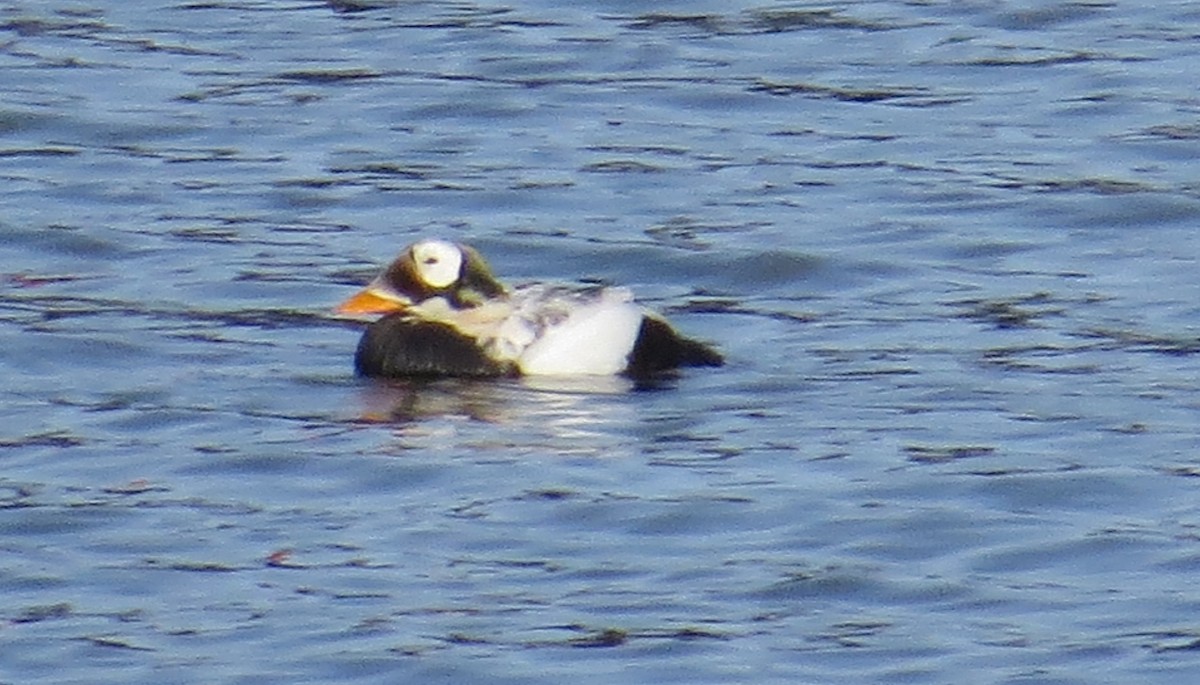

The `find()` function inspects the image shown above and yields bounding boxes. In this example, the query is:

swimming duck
[335,239,723,379]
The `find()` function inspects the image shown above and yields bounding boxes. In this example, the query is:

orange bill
[335,287,407,315]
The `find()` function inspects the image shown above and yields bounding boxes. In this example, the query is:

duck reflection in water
[350,375,651,451]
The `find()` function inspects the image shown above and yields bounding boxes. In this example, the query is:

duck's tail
[624,315,724,379]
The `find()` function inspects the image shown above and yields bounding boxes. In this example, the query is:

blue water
[3,1,1200,683]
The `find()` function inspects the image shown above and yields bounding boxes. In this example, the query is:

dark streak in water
[1076,328,1200,356]
[622,8,902,35]
[4,280,351,331]
[277,68,383,84]
[0,431,87,448]
[966,50,1127,67]
[905,444,996,464]
[431,623,727,651]
[78,635,155,652]
[750,79,969,107]
[0,147,81,157]
[954,293,1062,329]
[580,160,667,174]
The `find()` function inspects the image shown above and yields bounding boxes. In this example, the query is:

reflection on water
[353,378,517,425]
[351,374,675,458]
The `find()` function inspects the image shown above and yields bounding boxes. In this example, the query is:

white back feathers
[511,286,643,376]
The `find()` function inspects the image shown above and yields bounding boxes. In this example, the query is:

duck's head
[335,239,507,315]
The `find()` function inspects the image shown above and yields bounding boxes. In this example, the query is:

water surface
[2,1,1200,683]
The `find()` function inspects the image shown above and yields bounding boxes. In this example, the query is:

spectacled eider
[335,239,723,380]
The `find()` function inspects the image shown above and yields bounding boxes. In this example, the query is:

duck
[335,238,724,379]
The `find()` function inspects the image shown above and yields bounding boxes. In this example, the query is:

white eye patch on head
[411,239,463,289]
